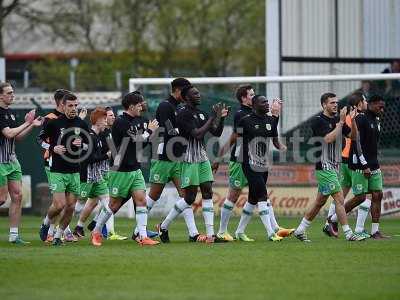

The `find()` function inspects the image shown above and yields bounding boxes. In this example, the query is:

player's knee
[184,193,196,205]
[53,200,65,212]
[247,197,258,205]
[135,198,146,207]
[108,201,120,213]
[372,191,383,201]
[201,191,212,200]
[10,190,22,202]
[149,190,161,201]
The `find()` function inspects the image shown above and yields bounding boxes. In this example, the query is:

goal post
[129,73,400,92]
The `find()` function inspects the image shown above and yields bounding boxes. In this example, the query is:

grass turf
[0,216,398,300]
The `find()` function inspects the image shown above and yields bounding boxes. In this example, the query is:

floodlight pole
[0,57,5,82]
[265,0,281,100]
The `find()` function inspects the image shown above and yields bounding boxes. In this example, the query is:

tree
[0,0,21,55]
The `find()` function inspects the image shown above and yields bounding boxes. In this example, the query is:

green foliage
[31,58,70,91]
[20,0,267,91]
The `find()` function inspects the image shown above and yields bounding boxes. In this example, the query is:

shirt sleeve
[233,111,242,134]
[0,111,10,131]
[156,102,173,130]
[43,119,56,151]
[111,118,126,147]
[311,116,330,137]
[271,117,279,137]
[342,123,351,137]
[177,110,197,136]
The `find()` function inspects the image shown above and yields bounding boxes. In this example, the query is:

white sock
[182,205,199,237]
[295,217,311,234]
[9,227,18,242]
[43,215,50,225]
[267,199,280,232]
[146,194,156,210]
[342,224,353,239]
[133,195,157,236]
[49,224,55,235]
[326,202,336,224]
[218,198,234,234]
[355,199,371,233]
[99,196,115,235]
[136,207,148,239]
[74,201,84,215]
[258,201,275,237]
[106,215,115,235]
[161,198,189,230]
[331,213,338,223]
[54,226,64,239]
[93,210,100,222]
[202,199,214,237]
[236,202,255,234]
[371,222,379,235]
[77,220,85,228]
[94,205,113,232]
[64,225,72,235]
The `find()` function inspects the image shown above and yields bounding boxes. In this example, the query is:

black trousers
[242,163,268,205]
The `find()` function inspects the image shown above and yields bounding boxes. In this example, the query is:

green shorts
[0,160,22,187]
[181,161,214,188]
[340,162,352,188]
[229,161,248,189]
[108,169,146,198]
[103,171,110,185]
[351,169,383,195]
[316,169,342,196]
[149,159,181,184]
[45,166,51,183]
[49,172,80,195]
[80,180,109,200]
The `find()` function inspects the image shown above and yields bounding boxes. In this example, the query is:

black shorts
[242,163,268,204]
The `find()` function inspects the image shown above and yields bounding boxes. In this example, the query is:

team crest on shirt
[266,123,271,131]
[10,114,15,121]
[255,125,259,129]
[199,113,205,120]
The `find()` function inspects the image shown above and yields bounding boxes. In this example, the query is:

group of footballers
[0,78,388,246]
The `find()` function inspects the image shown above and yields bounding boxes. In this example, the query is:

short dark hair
[235,84,253,103]
[368,94,384,103]
[121,91,144,110]
[180,85,194,100]
[171,78,191,92]
[0,82,12,94]
[62,93,77,103]
[105,106,113,112]
[251,94,263,104]
[348,92,365,107]
[320,92,336,105]
[54,89,70,105]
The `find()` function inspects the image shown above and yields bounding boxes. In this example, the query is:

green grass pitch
[0,216,398,300]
